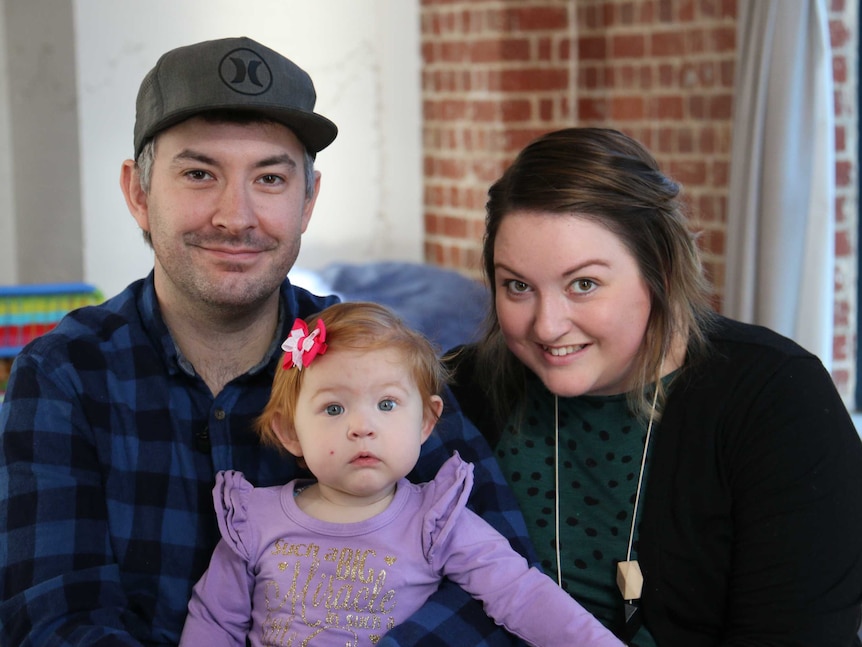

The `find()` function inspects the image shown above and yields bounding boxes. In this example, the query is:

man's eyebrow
[171,149,218,167]
[254,154,298,170]
[170,150,298,170]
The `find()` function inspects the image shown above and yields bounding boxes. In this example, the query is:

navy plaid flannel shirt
[0,273,534,646]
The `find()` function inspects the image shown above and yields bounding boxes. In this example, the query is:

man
[0,37,532,645]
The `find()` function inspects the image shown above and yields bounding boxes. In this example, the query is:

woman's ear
[272,413,303,457]
[420,395,444,444]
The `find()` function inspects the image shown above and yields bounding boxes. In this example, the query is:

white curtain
[724,0,835,369]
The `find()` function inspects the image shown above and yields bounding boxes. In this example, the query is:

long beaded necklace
[553,385,659,643]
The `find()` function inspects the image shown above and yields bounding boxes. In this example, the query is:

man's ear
[300,170,321,234]
[272,413,303,457]
[420,395,444,444]
[120,159,150,233]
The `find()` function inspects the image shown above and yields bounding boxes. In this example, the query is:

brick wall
[829,0,858,400]
[421,0,858,403]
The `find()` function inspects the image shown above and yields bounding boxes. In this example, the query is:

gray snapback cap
[133,36,337,158]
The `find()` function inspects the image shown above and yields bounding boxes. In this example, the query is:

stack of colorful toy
[0,282,103,402]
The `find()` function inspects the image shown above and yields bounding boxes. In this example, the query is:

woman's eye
[324,404,344,416]
[378,399,396,412]
[503,279,530,294]
[572,279,596,293]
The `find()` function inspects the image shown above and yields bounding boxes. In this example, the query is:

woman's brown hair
[472,127,715,427]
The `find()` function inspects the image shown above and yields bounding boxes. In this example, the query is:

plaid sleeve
[0,351,143,646]
[381,386,534,646]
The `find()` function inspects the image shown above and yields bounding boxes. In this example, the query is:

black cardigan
[447,317,862,646]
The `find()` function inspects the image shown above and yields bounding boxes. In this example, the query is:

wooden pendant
[616,560,644,600]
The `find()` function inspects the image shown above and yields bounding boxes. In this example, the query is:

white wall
[69,0,422,298]
[0,4,13,283]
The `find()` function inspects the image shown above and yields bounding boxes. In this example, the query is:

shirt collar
[136,271,288,379]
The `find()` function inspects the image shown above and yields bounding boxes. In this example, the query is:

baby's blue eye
[378,399,396,412]
[325,404,344,416]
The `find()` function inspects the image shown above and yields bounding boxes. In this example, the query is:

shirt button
[214,409,226,420]
[195,425,211,453]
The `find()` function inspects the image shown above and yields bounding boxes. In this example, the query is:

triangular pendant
[621,601,642,643]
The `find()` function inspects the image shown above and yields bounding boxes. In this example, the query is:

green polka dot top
[495,373,659,646]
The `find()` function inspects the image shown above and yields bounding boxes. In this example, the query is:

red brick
[712,160,729,187]
[500,68,568,92]
[833,335,848,361]
[581,65,603,90]
[501,99,533,122]
[581,4,600,29]
[656,0,674,22]
[495,129,534,153]
[831,369,848,392]
[651,96,685,120]
[679,0,696,21]
[708,95,733,120]
[835,299,850,327]
[709,26,736,52]
[720,60,735,86]
[472,159,506,183]
[719,0,737,18]
[440,41,467,62]
[578,97,609,120]
[619,1,636,25]
[500,6,569,31]
[656,128,674,153]
[669,160,707,184]
[833,55,847,83]
[835,125,845,152]
[578,35,607,60]
[471,38,531,63]
[612,34,646,58]
[699,127,716,153]
[442,216,468,238]
[829,19,850,47]
[651,31,686,56]
[835,160,852,186]
[471,219,486,240]
[439,158,467,180]
[679,128,694,152]
[559,37,573,60]
[612,96,646,120]
[658,63,675,87]
[835,229,852,256]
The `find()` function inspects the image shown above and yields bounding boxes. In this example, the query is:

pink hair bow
[282,318,327,370]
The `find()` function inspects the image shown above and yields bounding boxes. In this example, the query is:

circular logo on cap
[218,47,273,95]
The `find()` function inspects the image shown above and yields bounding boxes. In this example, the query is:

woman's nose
[532,295,572,342]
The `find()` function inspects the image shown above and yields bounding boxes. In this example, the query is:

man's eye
[378,399,396,412]
[325,404,344,416]
[185,170,211,181]
[259,174,284,185]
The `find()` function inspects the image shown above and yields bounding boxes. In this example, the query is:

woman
[446,128,862,646]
